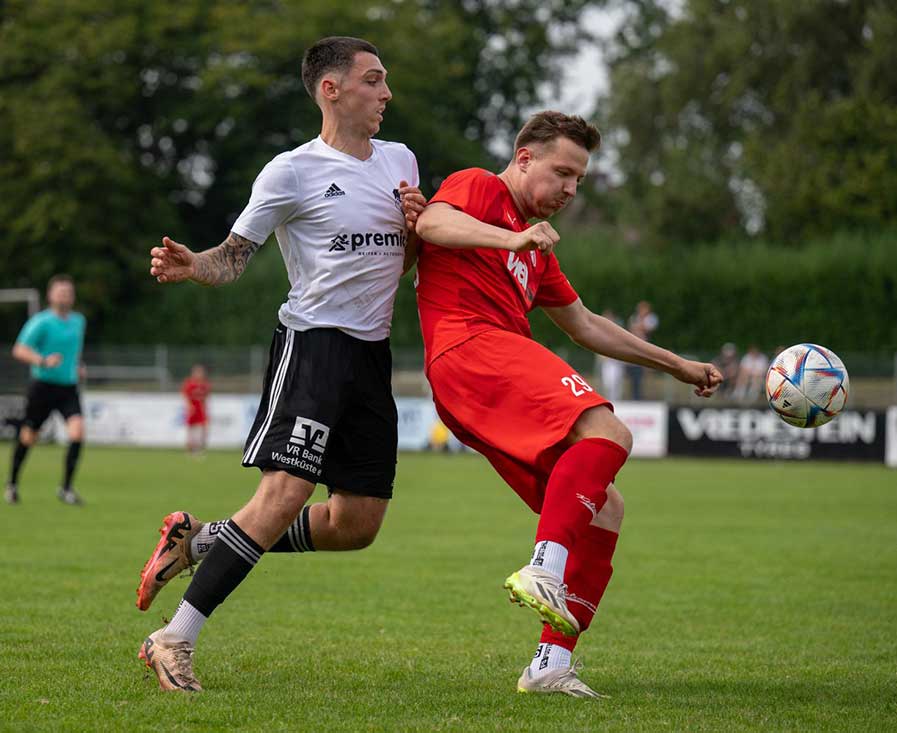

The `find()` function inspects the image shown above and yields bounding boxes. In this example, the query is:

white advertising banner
[80,392,447,452]
[396,397,440,451]
[82,391,259,449]
[887,406,897,468]
[76,392,670,457]
[613,401,669,458]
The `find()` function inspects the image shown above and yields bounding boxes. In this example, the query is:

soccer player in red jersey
[181,364,210,455]
[415,111,723,698]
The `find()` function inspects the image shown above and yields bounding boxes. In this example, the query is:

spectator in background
[595,309,624,403]
[626,301,659,400]
[182,364,210,455]
[733,345,768,402]
[713,342,740,399]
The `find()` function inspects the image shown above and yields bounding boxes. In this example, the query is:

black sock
[183,519,264,617]
[62,441,82,491]
[269,505,315,553]
[9,440,29,485]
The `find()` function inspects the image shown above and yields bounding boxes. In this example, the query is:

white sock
[530,642,572,676]
[163,599,207,645]
[190,520,227,561]
[528,540,568,580]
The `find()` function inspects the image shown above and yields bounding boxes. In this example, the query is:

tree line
[1,0,894,348]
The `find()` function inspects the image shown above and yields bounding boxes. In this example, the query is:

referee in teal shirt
[6,275,87,505]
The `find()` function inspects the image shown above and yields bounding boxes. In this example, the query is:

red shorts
[427,329,610,513]
[186,404,207,426]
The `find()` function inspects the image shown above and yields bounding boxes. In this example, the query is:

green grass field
[1,446,895,732]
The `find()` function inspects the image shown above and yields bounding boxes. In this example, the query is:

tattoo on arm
[191,232,263,286]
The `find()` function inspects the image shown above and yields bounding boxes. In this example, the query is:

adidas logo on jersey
[323,183,346,198]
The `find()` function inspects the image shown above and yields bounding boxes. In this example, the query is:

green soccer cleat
[503,565,580,637]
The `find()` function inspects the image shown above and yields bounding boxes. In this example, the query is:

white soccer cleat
[57,487,84,505]
[503,565,580,637]
[517,660,608,699]
[138,629,202,692]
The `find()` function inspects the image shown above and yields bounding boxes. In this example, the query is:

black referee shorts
[242,326,397,499]
[22,380,82,431]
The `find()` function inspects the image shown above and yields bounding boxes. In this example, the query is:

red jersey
[416,168,579,367]
[181,377,210,424]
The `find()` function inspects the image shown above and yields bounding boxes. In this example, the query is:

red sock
[540,524,620,652]
[535,438,628,549]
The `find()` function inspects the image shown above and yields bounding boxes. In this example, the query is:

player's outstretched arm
[150,232,262,286]
[416,203,558,253]
[544,299,722,397]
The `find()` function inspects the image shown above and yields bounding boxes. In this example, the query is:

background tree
[599,0,897,244]
[0,0,593,343]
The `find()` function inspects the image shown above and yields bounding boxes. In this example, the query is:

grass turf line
[0,446,895,731]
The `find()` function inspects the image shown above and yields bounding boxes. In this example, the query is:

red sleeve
[428,168,503,223]
[534,254,579,308]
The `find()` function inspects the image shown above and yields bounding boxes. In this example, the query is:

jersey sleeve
[15,314,45,351]
[408,148,420,188]
[231,157,300,245]
[534,254,579,308]
[429,168,501,222]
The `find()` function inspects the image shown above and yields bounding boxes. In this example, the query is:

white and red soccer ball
[765,343,849,428]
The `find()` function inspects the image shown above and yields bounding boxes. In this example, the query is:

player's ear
[516,146,532,172]
[320,74,340,102]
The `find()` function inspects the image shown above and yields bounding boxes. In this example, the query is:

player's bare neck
[320,119,373,161]
[497,169,532,220]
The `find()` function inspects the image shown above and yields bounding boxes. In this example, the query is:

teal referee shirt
[15,309,86,386]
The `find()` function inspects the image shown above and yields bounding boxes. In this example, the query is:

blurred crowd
[594,301,777,403]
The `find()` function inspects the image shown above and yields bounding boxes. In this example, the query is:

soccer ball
[765,344,849,428]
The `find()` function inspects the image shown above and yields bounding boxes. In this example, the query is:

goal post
[0,288,40,317]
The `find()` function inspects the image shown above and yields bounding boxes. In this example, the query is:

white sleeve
[231,158,300,245]
[408,148,420,188]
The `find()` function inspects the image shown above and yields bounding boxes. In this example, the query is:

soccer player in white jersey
[135,36,426,692]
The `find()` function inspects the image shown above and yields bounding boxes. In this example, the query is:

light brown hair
[47,274,73,290]
[514,111,601,153]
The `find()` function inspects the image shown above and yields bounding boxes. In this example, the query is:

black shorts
[242,326,397,499]
[23,381,82,430]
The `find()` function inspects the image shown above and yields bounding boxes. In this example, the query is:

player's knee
[19,427,36,446]
[67,419,84,442]
[604,486,625,527]
[570,406,633,454]
[259,472,314,519]
[613,422,633,454]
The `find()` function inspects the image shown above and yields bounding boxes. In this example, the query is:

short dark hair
[301,36,379,100]
[514,111,601,154]
[47,274,73,290]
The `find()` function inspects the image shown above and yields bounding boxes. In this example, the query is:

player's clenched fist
[150,236,196,284]
[397,179,427,233]
[674,360,723,398]
[508,221,559,254]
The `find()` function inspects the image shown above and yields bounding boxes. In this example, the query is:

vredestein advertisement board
[668,406,887,461]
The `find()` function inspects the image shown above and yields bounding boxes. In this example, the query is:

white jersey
[232,136,419,341]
